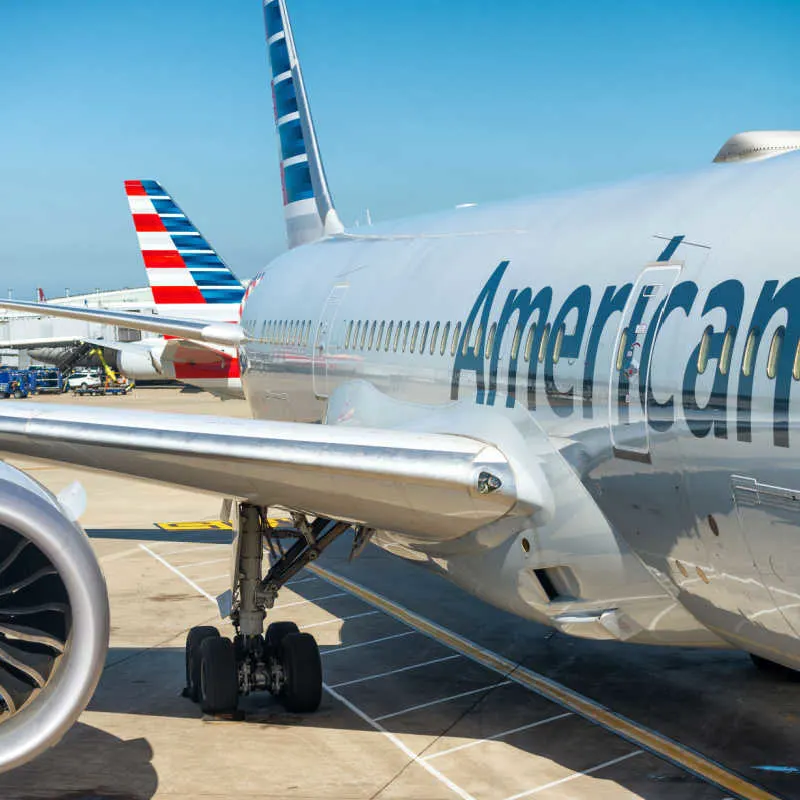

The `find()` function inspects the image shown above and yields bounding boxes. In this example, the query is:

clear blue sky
[1,0,799,298]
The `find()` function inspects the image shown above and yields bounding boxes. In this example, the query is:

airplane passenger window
[345,321,353,349]
[524,324,536,362]
[697,326,713,374]
[452,322,462,356]
[402,321,410,352]
[473,324,483,358]
[420,322,429,354]
[794,341,800,381]
[553,324,565,363]
[767,327,784,379]
[615,329,628,372]
[377,321,385,351]
[393,321,402,352]
[485,322,496,360]
[440,322,450,356]
[360,320,369,350]
[430,322,440,355]
[742,328,759,377]
[385,321,394,351]
[368,321,377,350]
[719,327,734,375]
[511,326,521,360]
[462,323,472,356]
[410,322,420,353]
[538,323,550,363]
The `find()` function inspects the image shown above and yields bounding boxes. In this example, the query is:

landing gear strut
[185,504,350,714]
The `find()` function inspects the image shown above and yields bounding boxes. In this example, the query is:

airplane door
[312,283,348,399]
[609,264,681,459]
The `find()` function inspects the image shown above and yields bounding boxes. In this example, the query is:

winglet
[263,0,344,249]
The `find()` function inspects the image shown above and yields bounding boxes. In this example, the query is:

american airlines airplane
[0,0,799,776]
[2,181,246,396]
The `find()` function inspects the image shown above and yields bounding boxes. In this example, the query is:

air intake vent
[533,567,579,602]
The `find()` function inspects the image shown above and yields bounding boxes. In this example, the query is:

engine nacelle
[116,343,166,380]
[0,463,109,772]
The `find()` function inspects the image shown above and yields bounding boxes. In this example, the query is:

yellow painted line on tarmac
[310,564,780,800]
[155,520,232,531]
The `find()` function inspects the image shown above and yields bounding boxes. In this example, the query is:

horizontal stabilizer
[0,403,546,543]
[0,300,243,348]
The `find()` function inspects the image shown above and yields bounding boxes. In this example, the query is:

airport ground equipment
[0,369,29,399]
[0,461,109,771]
[25,368,63,395]
[185,504,350,714]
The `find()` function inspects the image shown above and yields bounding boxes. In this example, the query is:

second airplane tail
[124,179,245,322]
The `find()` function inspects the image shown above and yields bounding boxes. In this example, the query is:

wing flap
[0,301,243,348]
[0,403,545,542]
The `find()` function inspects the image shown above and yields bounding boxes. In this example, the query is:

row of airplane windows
[258,318,795,380]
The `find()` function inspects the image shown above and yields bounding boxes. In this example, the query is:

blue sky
[1,0,799,297]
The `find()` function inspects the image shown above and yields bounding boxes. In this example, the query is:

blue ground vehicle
[26,367,63,394]
[0,368,29,398]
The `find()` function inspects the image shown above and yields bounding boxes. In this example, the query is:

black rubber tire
[80,382,88,391]
[200,637,239,714]
[265,620,299,650]
[280,632,322,713]
[750,653,799,679]
[185,626,219,702]
[12,390,23,399]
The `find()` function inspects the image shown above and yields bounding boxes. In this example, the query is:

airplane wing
[0,300,243,348]
[0,402,548,543]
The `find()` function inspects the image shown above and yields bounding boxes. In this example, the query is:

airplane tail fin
[123,180,245,320]
[262,0,344,248]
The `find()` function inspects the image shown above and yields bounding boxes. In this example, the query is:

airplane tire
[280,632,322,713]
[200,637,239,714]
[185,626,219,701]
[265,621,299,650]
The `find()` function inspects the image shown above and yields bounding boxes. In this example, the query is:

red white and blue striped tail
[124,180,245,321]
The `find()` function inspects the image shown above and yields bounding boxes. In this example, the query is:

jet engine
[0,462,109,772]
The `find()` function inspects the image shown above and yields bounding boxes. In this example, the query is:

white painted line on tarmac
[324,682,478,800]
[300,611,380,630]
[274,591,347,609]
[171,556,229,569]
[422,712,573,762]
[286,576,319,587]
[375,680,513,722]
[99,546,143,563]
[139,544,218,605]
[502,750,643,799]
[195,573,229,583]
[330,654,462,689]
[156,543,226,557]
[321,630,416,655]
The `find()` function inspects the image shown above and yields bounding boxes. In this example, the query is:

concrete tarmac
[0,387,796,800]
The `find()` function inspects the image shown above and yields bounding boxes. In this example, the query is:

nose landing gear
[184,504,350,715]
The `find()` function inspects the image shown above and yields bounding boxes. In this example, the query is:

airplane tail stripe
[151,286,205,304]
[132,214,167,233]
[124,180,147,196]
[142,251,186,269]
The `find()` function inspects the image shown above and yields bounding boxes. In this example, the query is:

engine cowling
[0,463,109,772]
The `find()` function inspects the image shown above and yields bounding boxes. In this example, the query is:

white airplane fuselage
[239,154,800,669]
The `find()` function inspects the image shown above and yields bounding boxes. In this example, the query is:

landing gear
[184,504,350,716]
